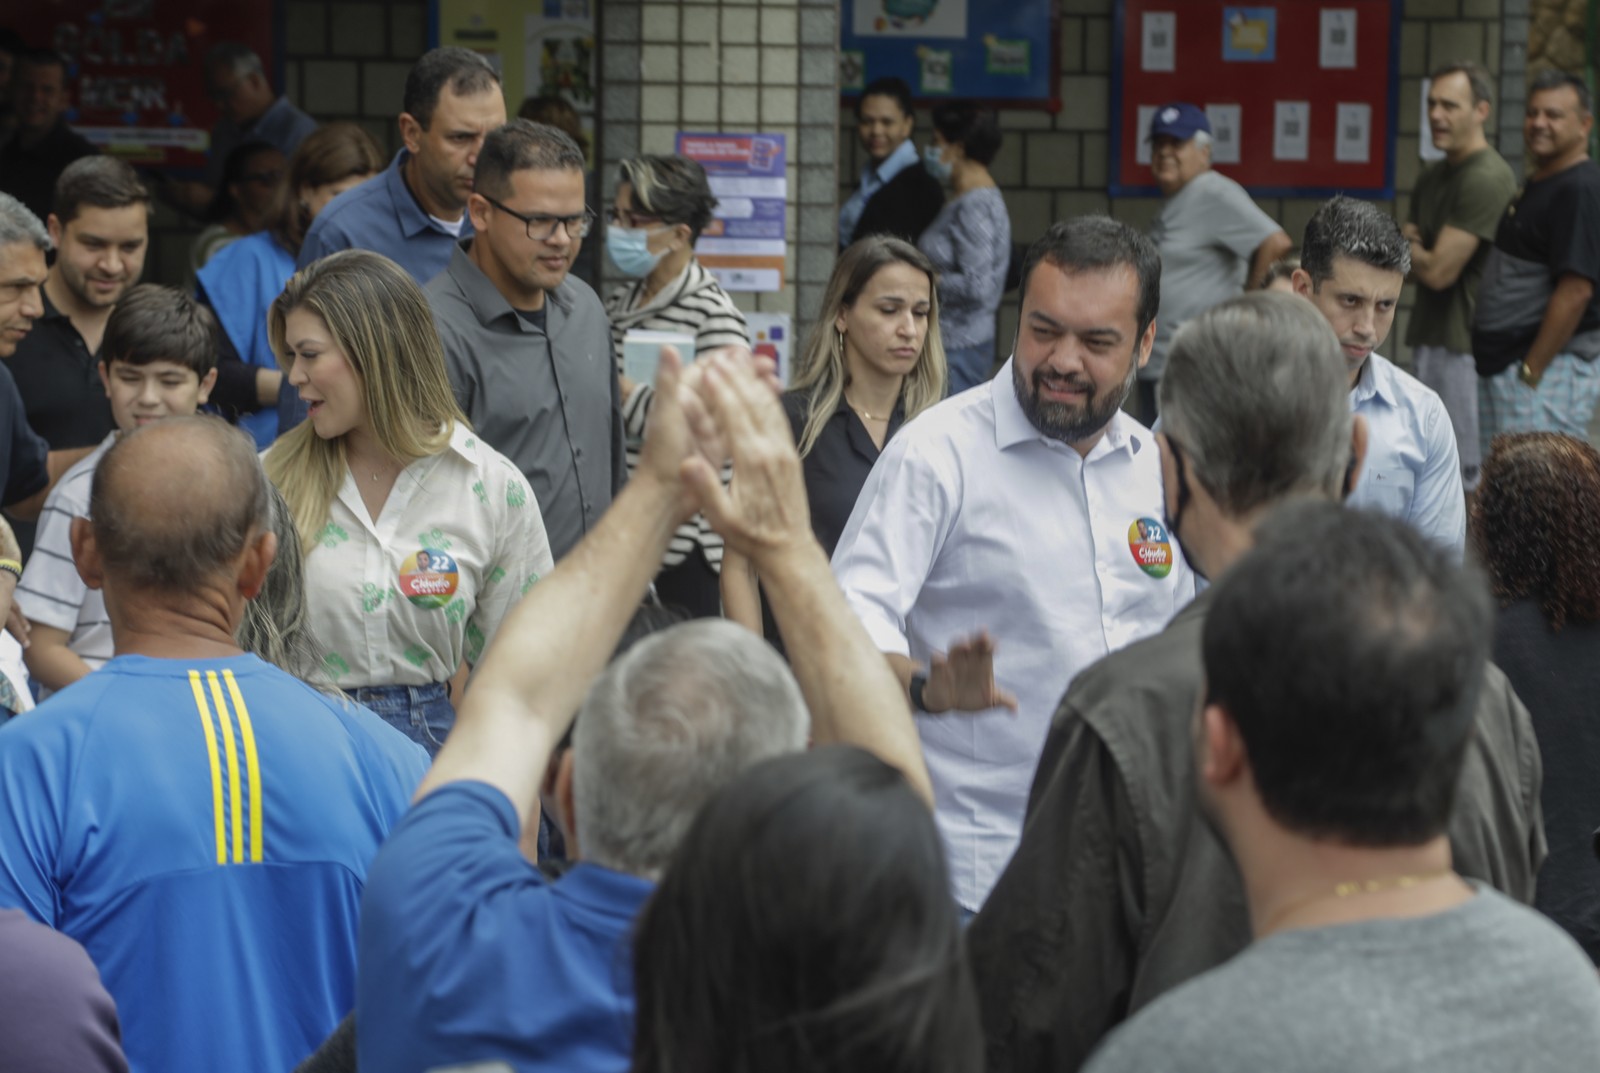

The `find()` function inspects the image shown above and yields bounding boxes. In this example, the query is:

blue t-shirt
[358,781,654,1073]
[0,654,429,1073]
[196,231,297,448]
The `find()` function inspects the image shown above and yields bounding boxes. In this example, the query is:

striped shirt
[17,433,116,690]
[605,260,748,569]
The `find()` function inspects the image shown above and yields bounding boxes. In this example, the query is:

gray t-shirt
[1084,886,1600,1073]
[1145,170,1281,379]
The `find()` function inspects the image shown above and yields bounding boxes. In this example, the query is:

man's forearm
[23,638,92,693]
[762,545,932,804]
[1247,231,1293,290]
[418,472,685,811]
[1524,276,1595,376]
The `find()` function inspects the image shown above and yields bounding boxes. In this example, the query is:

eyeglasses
[607,206,662,230]
[482,197,596,241]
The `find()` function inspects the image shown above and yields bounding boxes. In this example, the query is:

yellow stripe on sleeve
[207,671,244,864]
[222,670,263,863]
[188,671,227,866]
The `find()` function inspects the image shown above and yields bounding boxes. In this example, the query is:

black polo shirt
[0,118,99,222]
[6,289,114,451]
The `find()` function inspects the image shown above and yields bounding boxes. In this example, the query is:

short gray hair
[619,155,719,241]
[1191,130,1214,152]
[573,619,810,879]
[0,193,50,253]
[1159,291,1352,514]
[207,42,264,80]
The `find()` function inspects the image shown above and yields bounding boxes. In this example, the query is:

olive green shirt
[1406,147,1518,355]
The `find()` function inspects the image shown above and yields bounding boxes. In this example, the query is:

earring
[835,329,845,356]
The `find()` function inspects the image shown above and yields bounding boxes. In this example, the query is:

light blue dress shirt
[1347,353,1466,557]
[838,137,920,248]
[297,150,471,284]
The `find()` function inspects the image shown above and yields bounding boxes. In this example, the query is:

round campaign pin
[399,549,460,609]
[1127,518,1173,579]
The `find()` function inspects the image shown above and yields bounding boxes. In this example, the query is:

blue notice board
[840,0,1059,107]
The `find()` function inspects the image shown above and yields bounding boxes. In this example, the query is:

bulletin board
[1111,2,1400,198]
[429,0,597,165]
[8,2,282,173]
[839,0,1060,107]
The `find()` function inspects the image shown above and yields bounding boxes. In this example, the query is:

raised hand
[925,631,1019,713]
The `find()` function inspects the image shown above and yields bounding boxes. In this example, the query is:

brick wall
[598,0,841,336]
[840,0,1528,371]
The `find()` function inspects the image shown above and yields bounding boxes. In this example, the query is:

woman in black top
[1472,431,1600,964]
[724,235,947,636]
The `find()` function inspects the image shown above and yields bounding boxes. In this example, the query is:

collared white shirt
[298,423,554,689]
[832,361,1194,909]
[1347,353,1465,557]
[838,137,920,248]
[17,432,117,696]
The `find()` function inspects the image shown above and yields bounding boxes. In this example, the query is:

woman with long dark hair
[631,745,981,1073]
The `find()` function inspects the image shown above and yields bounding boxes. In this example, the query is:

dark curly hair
[1471,432,1600,630]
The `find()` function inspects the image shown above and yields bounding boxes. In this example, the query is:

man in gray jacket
[968,292,1546,1073]
[427,119,622,560]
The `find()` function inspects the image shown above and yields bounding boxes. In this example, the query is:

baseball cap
[1147,103,1211,142]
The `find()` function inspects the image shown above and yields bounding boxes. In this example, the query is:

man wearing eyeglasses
[427,118,623,561]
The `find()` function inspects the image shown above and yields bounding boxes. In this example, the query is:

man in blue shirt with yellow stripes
[0,416,428,1073]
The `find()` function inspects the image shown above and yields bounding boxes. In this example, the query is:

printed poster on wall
[853,0,969,39]
[9,1,277,172]
[676,132,787,293]
[433,0,597,166]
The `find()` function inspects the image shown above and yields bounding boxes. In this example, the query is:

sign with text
[676,132,787,294]
[11,2,280,172]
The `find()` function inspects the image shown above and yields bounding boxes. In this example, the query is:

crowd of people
[0,33,1596,1073]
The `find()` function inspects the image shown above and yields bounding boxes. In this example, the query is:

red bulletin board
[1111,1,1399,198]
[8,3,282,174]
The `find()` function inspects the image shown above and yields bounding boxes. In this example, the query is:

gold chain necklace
[845,394,889,422]
[1260,868,1456,935]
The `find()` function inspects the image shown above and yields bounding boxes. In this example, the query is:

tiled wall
[598,0,841,336]
[840,0,1528,371]
[145,0,425,287]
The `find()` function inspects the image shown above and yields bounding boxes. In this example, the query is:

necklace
[845,394,890,423]
[1261,868,1456,935]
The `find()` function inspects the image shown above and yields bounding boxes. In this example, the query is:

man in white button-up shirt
[1291,196,1466,557]
[832,217,1195,911]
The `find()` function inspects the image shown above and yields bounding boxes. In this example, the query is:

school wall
[838,0,1533,372]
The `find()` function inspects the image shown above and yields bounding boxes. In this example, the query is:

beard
[1012,350,1139,444]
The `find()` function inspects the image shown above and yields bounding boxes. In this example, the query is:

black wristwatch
[909,671,931,713]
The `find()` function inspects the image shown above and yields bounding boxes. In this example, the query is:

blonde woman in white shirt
[264,249,553,755]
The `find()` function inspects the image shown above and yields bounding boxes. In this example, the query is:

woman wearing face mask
[917,103,1009,395]
[604,154,750,618]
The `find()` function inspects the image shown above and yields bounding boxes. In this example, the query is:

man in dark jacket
[838,77,943,249]
[968,291,1547,1073]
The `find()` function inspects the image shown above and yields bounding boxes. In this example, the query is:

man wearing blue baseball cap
[1141,102,1292,419]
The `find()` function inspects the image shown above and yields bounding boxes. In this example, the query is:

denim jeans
[349,682,454,758]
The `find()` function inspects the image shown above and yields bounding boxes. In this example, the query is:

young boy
[17,284,218,694]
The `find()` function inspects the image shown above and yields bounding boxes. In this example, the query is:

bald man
[0,416,428,1073]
